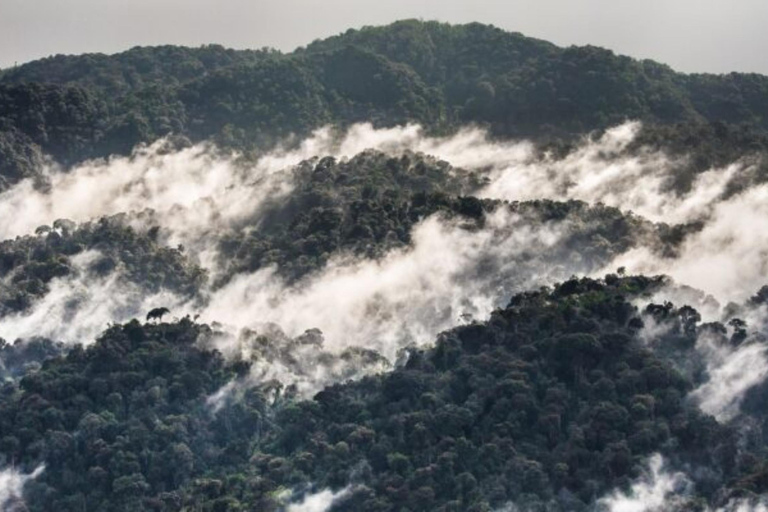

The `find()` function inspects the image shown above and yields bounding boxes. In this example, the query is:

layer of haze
[4,120,768,411]
[3,120,768,420]
[2,0,768,74]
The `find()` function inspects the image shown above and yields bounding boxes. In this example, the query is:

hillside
[2,19,768,512]
[3,276,766,511]
[1,20,768,190]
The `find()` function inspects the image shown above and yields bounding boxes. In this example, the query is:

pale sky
[1,0,767,74]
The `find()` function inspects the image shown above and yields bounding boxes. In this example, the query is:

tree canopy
[1,20,768,189]
[1,276,766,511]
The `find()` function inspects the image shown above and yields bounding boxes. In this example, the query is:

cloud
[610,182,768,303]
[597,454,692,512]
[0,120,759,296]
[200,209,572,356]
[634,286,768,422]
[200,204,629,398]
[293,122,768,308]
[598,454,768,512]
[3,197,636,406]
[4,119,768,404]
[0,122,468,248]
[326,122,768,307]
[689,330,768,422]
[316,121,749,226]
[475,123,747,225]
[0,250,183,343]
[0,465,44,511]
[0,200,617,351]
[717,501,768,512]
[0,121,699,245]
[326,122,766,308]
[0,135,310,271]
[285,486,351,512]
[204,326,391,405]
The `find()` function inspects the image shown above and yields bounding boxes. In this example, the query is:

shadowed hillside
[3,276,765,511]
[1,20,768,189]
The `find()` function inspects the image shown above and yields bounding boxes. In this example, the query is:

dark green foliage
[2,20,768,189]
[1,277,762,511]
[0,44,272,96]
[0,337,64,379]
[179,56,333,148]
[213,150,485,282]
[212,149,678,287]
[3,19,768,511]
[0,83,106,184]
[630,121,768,192]
[250,276,742,511]
[0,215,206,315]
[0,128,46,189]
[302,20,768,135]
[0,319,265,512]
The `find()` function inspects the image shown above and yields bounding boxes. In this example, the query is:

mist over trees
[2,18,768,512]
[1,20,768,190]
[2,276,767,511]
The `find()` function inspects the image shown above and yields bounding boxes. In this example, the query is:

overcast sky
[2,0,767,74]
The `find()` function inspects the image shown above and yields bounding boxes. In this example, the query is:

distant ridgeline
[0,275,767,511]
[1,19,768,189]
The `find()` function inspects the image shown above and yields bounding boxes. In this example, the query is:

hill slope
[3,276,765,511]
[3,19,768,512]
[1,20,768,189]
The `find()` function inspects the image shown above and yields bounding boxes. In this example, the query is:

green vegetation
[195,147,691,288]
[1,20,768,189]
[3,20,768,511]
[1,276,765,510]
[0,215,205,315]
[214,150,484,283]
[0,149,683,317]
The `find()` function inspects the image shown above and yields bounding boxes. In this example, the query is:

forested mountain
[2,276,766,511]
[1,20,768,190]
[2,19,768,512]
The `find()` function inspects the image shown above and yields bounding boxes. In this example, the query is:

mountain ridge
[1,19,767,191]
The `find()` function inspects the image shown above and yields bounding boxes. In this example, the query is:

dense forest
[1,20,768,190]
[1,276,766,511]
[2,19,768,512]
[0,148,686,324]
